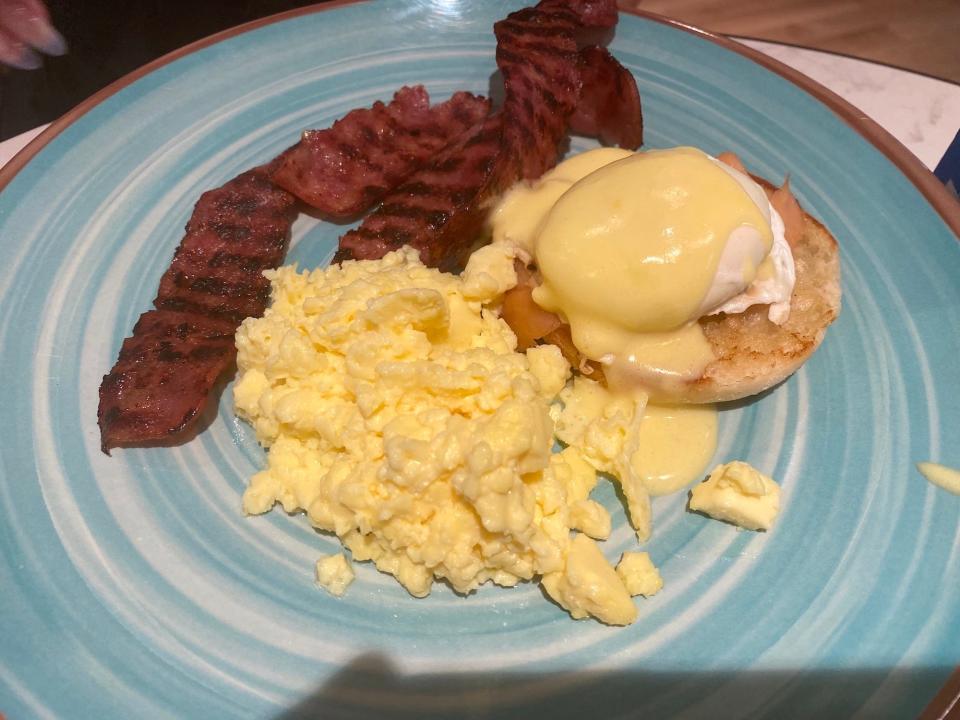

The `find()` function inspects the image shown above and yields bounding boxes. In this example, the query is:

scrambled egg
[234,247,643,624]
[689,461,781,531]
[553,377,652,542]
[315,553,355,597]
[234,244,787,624]
[541,534,636,625]
[616,552,663,597]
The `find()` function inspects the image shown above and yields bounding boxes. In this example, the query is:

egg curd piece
[917,462,960,496]
[616,551,663,597]
[542,533,637,626]
[689,461,781,531]
[315,553,355,597]
[554,377,653,542]
[234,248,641,623]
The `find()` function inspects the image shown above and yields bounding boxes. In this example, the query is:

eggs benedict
[479,145,840,540]
[493,145,840,404]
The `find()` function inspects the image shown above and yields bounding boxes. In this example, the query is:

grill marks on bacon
[271,86,490,218]
[98,311,238,450]
[155,165,296,323]
[335,114,507,271]
[334,0,633,271]
[495,3,583,180]
[99,0,641,451]
[98,166,298,452]
[98,87,494,451]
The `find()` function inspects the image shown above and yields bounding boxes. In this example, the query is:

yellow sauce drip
[917,462,960,495]
[490,147,634,254]
[631,403,718,496]
[598,322,717,392]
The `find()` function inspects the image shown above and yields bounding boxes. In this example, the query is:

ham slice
[98,165,297,451]
[272,87,490,218]
[334,0,638,271]
[98,0,642,451]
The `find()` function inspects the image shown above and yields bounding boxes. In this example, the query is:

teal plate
[2,2,959,718]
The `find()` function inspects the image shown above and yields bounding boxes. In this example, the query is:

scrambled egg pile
[234,246,780,625]
[235,247,650,625]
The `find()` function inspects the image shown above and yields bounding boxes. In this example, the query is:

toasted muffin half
[685,202,840,403]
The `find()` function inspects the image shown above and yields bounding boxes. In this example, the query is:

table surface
[1,38,959,174]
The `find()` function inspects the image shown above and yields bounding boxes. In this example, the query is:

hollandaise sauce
[632,404,718,496]
[917,462,960,495]
[529,146,774,393]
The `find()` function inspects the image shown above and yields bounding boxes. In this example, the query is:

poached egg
[491,145,796,396]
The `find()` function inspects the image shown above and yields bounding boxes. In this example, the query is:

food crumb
[315,553,355,597]
[616,552,663,597]
[689,461,780,531]
[917,462,960,496]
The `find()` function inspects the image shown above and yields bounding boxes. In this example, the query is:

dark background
[0,0,323,141]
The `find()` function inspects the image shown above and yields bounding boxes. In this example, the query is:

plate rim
[1,1,957,715]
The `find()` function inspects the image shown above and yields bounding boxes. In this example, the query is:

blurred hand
[0,0,65,70]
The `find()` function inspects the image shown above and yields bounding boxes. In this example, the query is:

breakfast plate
[2,1,959,718]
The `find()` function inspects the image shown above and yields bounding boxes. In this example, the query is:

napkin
[934,129,960,199]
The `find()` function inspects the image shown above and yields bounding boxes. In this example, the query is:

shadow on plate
[272,651,956,720]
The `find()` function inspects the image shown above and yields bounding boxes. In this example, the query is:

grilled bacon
[154,164,296,324]
[334,0,637,271]
[569,45,642,149]
[98,86,497,451]
[98,310,238,448]
[272,87,490,218]
[495,1,584,180]
[98,165,298,451]
[99,0,642,451]
[335,114,508,271]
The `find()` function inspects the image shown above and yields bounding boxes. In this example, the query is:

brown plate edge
[1,1,958,716]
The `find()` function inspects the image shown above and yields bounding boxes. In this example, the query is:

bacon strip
[98,89,493,451]
[98,166,297,452]
[335,0,634,271]
[272,87,490,218]
[335,114,508,271]
[495,1,584,180]
[99,0,639,451]
[569,46,642,149]
[154,165,296,323]
[98,310,238,449]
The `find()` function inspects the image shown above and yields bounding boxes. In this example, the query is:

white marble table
[2,40,959,172]
[741,39,960,171]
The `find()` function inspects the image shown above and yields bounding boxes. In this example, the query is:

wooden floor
[624,0,960,85]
